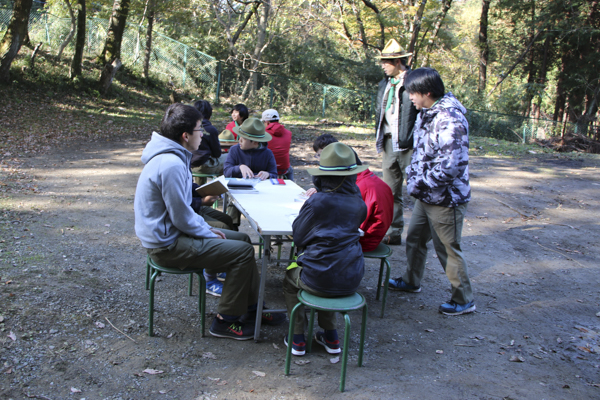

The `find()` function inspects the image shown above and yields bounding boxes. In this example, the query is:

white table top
[228,179,306,235]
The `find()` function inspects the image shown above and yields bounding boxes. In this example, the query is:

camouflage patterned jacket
[406,92,471,207]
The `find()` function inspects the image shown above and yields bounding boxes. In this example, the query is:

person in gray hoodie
[387,68,475,316]
[134,103,284,340]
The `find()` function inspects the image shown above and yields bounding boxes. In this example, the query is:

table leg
[254,234,271,341]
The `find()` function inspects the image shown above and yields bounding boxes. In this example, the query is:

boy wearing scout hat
[374,39,418,246]
[283,142,367,356]
[223,117,277,180]
[223,117,278,227]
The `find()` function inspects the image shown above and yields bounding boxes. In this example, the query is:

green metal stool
[285,290,367,392]
[363,243,393,318]
[147,257,206,337]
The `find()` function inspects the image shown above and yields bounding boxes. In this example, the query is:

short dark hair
[312,133,362,165]
[232,104,249,121]
[160,103,202,143]
[313,134,338,152]
[404,67,445,99]
[193,100,212,120]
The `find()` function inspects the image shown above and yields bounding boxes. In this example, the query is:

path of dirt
[1,133,599,399]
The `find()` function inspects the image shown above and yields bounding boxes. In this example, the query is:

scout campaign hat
[378,39,412,59]
[218,129,237,146]
[261,109,280,122]
[307,142,368,176]
[233,117,272,142]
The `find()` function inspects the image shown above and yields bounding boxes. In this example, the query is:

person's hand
[202,195,218,206]
[305,188,317,197]
[210,228,226,239]
[239,165,254,179]
[256,171,270,180]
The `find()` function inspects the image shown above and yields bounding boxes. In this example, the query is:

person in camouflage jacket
[406,92,471,206]
[388,68,475,316]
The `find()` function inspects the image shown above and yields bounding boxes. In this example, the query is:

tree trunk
[522,0,536,117]
[69,0,86,79]
[0,0,34,83]
[99,58,122,95]
[478,0,490,94]
[360,0,385,50]
[421,0,452,67]
[57,0,77,59]
[142,5,155,81]
[553,57,567,122]
[98,0,131,65]
[533,34,552,119]
[408,0,427,67]
[242,0,270,99]
[350,0,368,57]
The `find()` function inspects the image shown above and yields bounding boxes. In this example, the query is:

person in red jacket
[261,109,293,180]
[307,134,393,251]
[225,104,249,139]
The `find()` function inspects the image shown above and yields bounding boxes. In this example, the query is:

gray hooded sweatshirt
[134,132,217,248]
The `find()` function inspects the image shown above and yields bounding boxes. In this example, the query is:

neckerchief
[385,77,401,113]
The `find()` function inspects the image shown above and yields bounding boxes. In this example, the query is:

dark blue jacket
[191,119,221,168]
[293,175,367,296]
[223,144,277,178]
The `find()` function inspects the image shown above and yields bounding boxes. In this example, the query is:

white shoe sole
[283,337,305,356]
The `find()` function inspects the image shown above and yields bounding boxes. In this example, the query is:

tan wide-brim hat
[307,142,368,176]
[218,129,237,146]
[377,39,412,59]
[233,117,272,142]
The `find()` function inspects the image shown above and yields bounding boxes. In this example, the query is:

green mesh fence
[1,8,589,140]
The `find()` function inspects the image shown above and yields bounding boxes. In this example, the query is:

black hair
[193,100,212,120]
[232,104,249,121]
[312,134,338,152]
[312,133,362,165]
[160,103,202,143]
[404,67,445,99]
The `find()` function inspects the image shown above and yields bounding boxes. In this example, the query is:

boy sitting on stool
[283,142,367,356]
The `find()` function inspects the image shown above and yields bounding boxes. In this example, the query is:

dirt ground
[1,128,600,400]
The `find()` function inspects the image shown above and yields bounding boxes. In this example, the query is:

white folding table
[227,179,306,341]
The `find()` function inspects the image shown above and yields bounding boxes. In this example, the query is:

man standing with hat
[375,39,418,245]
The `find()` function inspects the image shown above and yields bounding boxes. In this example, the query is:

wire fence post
[322,86,327,118]
[44,11,50,46]
[214,61,221,105]
[182,46,187,88]
[269,81,274,108]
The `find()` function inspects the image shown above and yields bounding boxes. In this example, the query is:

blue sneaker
[439,300,476,316]
[216,272,226,282]
[388,277,421,292]
[206,279,223,297]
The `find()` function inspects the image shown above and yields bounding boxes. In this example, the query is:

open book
[195,179,228,197]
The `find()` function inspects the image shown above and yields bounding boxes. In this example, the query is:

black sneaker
[283,335,306,356]
[239,310,287,326]
[209,317,254,340]
[314,331,341,354]
[388,277,421,292]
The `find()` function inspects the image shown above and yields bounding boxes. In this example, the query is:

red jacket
[265,122,292,175]
[225,121,238,139]
[356,169,393,252]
